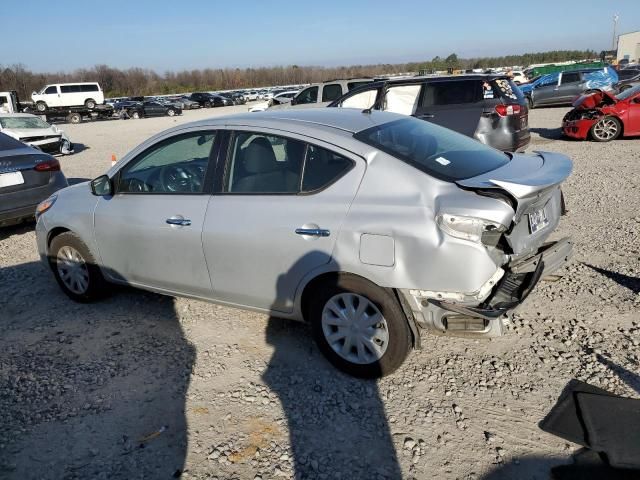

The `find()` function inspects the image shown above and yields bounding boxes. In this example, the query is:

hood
[456,151,573,219]
[572,90,617,109]
[2,126,59,138]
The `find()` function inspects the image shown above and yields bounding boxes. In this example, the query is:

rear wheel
[36,101,47,112]
[85,98,96,109]
[309,274,412,378]
[49,232,108,302]
[590,116,621,142]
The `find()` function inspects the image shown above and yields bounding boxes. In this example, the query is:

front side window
[295,87,318,104]
[321,84,343,102]
[354,117,509,182]
[421,81,481,107]
[118,131,215,194]
[44,86,58,94]
[340,88,379,109]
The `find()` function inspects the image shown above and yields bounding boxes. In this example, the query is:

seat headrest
[244,137,277,174]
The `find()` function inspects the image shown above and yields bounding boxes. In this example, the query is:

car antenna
[362,82,387,114]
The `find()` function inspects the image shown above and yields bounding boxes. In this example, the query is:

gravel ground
[0,105,639,480]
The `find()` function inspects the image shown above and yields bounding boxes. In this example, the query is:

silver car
[35,109,573,377]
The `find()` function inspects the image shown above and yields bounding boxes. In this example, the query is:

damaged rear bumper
[401,237,573,336]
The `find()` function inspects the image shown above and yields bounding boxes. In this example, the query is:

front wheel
[590,116,621,142]
[49,232,108,302]
[36,101,47,112]
[167,108,175,116]
[131,110,141,119]
[309,275,412,378]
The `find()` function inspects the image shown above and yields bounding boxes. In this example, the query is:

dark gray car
[0,132,68,226]
[524,70,603,108]
[329,75,530,152]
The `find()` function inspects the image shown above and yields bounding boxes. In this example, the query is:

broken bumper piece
[402,237,573,336]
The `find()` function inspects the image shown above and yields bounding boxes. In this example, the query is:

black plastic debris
[540,379,640,476]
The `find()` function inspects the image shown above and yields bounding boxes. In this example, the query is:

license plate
[0,171,24,188]
[528,206,549,234]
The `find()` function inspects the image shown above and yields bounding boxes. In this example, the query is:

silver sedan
[35,109,573,377]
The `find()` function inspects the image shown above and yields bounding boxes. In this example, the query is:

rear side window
[562,72,580,84]
[81,84,99,92]
[354,117,510,182]
[303,146,353,191]
[421,81,481,106]
[321,84,343,102]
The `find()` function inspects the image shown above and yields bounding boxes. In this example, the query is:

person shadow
[262,252,402,479]
[0,260,195,479]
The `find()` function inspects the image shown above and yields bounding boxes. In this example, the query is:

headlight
[35,194,57,219]
[436,214,506,243]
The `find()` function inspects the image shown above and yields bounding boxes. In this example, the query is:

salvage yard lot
[1,106,639,479]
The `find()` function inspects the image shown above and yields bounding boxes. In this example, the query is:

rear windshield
[616,84,640,101]
[354,117,510,181]
[487,78,525,102]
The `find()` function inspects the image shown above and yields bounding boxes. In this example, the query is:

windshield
[0,116,51,129]
[616,84,640,101]
[354,117,510,182]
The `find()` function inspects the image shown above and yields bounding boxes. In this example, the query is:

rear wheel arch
[299,271,419,347]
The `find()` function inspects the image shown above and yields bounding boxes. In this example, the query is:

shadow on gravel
[583,263,640,294]
[586,349,640,395]
[0,221,35,241]
[262,254,401,479]
[529,127,564,140]
[0,261,195,479]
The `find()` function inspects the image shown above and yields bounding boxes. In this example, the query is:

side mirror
[90,174,113,196]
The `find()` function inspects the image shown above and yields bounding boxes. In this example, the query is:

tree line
[0,50,599,99]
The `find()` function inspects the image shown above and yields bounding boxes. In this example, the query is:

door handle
[295,228,330,237]
[420,113,435,119]
[166,217,191,226]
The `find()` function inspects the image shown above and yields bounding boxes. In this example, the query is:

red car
[562,85,640,142]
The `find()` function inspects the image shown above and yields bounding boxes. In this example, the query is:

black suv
[189,92,225,108]
[329,75,529,152]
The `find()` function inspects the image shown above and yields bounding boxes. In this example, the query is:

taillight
[495,104,522,117]
[34,158,60,172]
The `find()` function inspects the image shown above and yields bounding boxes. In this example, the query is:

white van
[31,82,104,111]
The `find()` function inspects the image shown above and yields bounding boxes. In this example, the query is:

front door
[43,85,60,107]
[203,129,365,313]
[94,129,218,297]
[554,72,583,104]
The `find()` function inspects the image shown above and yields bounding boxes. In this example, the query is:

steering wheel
[160,164,203,193]
[124,177,150,192]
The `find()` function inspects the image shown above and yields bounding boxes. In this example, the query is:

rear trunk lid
[456,151,573,254]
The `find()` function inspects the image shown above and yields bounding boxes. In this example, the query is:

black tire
[68,112,82,124]
[590,116,621,142]
[49,232,108,302]
[309,274,412,378]
[85,98,96,109]
[204,101,212,108]
[36,101,47,112]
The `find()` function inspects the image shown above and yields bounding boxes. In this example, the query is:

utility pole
[612,14,619,52]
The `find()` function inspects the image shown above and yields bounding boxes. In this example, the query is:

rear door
[202,129,365,313]
[555,72,583,103]
[414,80,484,138]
